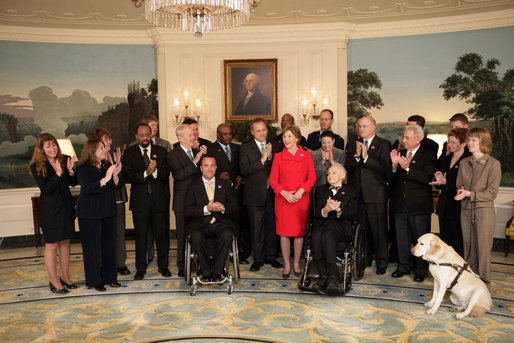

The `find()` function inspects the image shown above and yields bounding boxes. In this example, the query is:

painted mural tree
[347,69,384,142]
[440,52,514,170]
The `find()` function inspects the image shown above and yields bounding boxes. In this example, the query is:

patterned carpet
[0,250,513,343]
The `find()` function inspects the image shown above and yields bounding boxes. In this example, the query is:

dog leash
[429,262,479,290]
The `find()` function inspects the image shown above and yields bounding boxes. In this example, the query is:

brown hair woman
[30,133,77,294]
[76,139,123,291]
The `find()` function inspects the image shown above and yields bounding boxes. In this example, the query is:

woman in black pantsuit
[430,128,470,256]
[76,138,122,291]
[30,133,78,294]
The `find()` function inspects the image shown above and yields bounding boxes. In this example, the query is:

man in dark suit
[392,115,439,155]
[274,113,307,149]
[345,115,392,275]
[168,124,206,277]
[185,156,237,280]
[233,73,271,115]
[306,109,345,151]
[122,123,171,280]
[172,118,211,149]
[239,118,283,271]
[389,124,437,282]
[207,124,251,263]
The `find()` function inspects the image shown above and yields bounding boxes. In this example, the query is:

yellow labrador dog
[411,233,492,319]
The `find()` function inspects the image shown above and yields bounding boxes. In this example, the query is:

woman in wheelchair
[311,163,357,293]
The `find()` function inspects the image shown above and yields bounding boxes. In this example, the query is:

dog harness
[429,262,479,290]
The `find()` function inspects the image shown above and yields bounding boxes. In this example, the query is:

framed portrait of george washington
[224,59,277,122]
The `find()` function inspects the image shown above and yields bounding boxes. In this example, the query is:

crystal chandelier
[132,0,261,36]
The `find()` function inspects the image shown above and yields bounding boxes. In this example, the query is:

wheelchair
[184,232,240,296]
[298,219,367,295]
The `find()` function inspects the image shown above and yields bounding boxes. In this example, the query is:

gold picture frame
[224,58,278,122]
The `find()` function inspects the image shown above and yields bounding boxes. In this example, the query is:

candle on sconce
[311,87,317,98]
[174,98,180,109]
[195,99,201,109]
[302,98,307,112]
[184,90,190,103]
[323,97,328,107]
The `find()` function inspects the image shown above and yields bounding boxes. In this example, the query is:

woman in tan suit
[455,128,501,285]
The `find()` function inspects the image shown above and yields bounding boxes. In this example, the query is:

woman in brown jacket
[455,128,501,285]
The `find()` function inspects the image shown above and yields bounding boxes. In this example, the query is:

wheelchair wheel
[190,277,198,296]
[227,275,234,294]
[185,240,193,285]
[352,224,366,281]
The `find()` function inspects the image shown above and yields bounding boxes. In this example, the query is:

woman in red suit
[270,125,316,278]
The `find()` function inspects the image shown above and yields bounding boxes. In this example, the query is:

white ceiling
[0,0,513,30]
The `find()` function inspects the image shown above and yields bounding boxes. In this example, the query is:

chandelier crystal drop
[141,0,261,34]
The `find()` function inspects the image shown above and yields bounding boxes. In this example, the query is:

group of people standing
[30,109,501,294]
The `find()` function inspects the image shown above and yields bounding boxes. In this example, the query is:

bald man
[233,73,271,115]
[274,113,307,149]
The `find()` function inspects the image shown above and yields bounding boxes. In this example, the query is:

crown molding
[146,22,354,47]
[351,9,514,39]
[0,25,152,44]
[0,9,512,45]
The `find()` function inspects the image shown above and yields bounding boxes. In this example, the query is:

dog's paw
[426,308,437,315]
[450,307,464,313]
[455,312,467,320]
[424,301,434,307]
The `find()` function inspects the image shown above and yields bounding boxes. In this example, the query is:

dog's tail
[471,306,488,317]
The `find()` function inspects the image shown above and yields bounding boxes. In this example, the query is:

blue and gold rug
[0,251,513,342]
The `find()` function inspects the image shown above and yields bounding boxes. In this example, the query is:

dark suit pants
[311,220,352,278]
[439,216,464,257]
[236,185,252,259]
[394,201,430,276]
[359,200,388,270]
[132,200,169,273]
[78,216,117,287]
[190,222,233,276]
[246,189,278,263]
[174,211,186,271]
[115,202,127,269]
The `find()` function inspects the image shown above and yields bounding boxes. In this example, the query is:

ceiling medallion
[132,0,261,37]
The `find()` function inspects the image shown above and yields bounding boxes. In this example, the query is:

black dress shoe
[94,285,106,292]
[158,268,172,277]
[117,266,131,275]
[266,259,284,268]
[326,278,339,293]
[240,259,249,265]
[414,274,425,282]
[49,282,69,294]
[312,277,327,294]
[134,271,145,280]
[108,282,122,287]
[250,261,263,272]
[59,277,78,289]
[178,270,185,277]
[376,267,387,275]
[391,270,406,278]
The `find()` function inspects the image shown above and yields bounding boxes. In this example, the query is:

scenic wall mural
[0,41,157,189]
[347,26,514,186]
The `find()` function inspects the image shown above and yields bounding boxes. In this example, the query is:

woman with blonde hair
[455,127,501,286]
[76,138,122,291]
[30,133,77,293]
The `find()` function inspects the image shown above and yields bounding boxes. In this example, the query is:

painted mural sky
[0,41,156,117]
[347,26,514,124]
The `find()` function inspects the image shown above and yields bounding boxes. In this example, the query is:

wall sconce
[171,89,203,125]
[301,87,328,123]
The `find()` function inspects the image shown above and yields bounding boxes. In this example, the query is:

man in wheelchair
[184,156,237,282]
[311,163,358,293]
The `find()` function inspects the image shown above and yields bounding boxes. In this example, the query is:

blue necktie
[187,150,194,161]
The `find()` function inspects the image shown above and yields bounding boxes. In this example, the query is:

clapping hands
[323,197,341,214]
[429,171,446,186]
[207,201,225,212]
